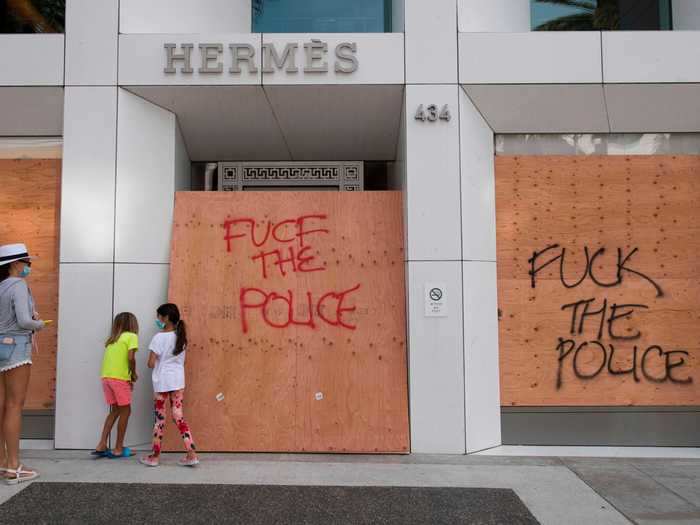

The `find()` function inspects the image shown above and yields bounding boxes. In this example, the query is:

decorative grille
[217,162,363,192]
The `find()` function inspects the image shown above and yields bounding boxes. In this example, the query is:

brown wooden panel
[164,191,409,452]
[0,159,60,410]
[496,155,700,406]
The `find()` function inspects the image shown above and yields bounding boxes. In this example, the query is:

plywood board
[165,192,409,452]
[496,155,700,406]
[0,159,60,410]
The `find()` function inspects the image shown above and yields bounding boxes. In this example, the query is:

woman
[0,243,48,484]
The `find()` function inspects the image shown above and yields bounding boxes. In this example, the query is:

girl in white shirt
[139,303,198,467]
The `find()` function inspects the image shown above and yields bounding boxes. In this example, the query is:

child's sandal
[5,465,39,485]
[107,447,134,459]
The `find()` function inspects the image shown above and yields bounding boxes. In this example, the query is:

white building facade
[1,0,699,452]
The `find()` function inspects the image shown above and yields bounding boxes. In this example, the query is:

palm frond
[591,4,620,30]
[534,13,596,31]
[534,0,596,12]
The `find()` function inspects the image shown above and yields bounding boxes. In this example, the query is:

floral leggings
[151,390,196,455]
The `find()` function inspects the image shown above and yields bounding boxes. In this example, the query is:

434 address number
[415,104,451,122]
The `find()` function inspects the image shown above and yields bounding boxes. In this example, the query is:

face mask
[155,319,166,330]
[19,266,31,278]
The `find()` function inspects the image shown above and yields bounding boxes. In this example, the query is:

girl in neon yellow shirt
[93,312,139,459]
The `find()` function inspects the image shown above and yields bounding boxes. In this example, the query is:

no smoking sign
[425,282,447,317]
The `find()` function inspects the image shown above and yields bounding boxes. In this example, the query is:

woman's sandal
[5,465,39,485]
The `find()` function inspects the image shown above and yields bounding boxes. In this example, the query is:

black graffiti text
[561,297,649,341]
[529,244,663,298]
[555,337,692,389]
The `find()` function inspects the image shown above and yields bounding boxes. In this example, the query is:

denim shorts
[0,334,33,373]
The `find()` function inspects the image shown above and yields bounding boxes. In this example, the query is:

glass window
[496,134,700,156]
[0,0,65,33]
[253,0,392,33]
[531,0,672,31]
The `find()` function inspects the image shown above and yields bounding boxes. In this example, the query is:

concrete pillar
[55,0,119,448]
[56,1,191,448]
[458,0,531,32]
[112,89,191,446]
[672,0,700,30]
[460,89,500,453]
[119,0,252,33]
[404,0,465,454]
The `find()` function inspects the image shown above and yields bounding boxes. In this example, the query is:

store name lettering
[164,41,359,75]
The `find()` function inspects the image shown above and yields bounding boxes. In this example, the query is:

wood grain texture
[164,192,409,452]
[0,159,60,410]
[496,155,700,406]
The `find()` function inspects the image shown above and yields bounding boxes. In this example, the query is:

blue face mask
[19,266,31,278]
[155,319,166,330]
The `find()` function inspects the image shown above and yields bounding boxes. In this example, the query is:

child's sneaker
[178,456,199,467]
[139,455,159,467]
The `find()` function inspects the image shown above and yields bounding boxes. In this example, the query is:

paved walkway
[1,451,699,524]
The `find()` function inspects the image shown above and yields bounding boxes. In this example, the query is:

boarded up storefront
[165,192,409,452]
[0,159,61,410]
[496,156,699,409]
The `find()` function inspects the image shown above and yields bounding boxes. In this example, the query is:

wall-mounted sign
[425,283,447,317]
[164,40,358,75]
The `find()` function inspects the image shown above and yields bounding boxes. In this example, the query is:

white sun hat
[0,244,34,266]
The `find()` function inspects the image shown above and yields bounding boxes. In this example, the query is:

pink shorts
[102,378,132,407]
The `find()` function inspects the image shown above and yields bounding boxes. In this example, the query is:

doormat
[0,483,540,524]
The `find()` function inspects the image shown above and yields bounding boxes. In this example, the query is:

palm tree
[534,0,620,31]
[2,0,65,33]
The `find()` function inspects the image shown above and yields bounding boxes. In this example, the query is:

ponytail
[156,303,188,356]
[174,319,187,356]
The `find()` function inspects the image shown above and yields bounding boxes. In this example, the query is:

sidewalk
[1,450,699,524]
